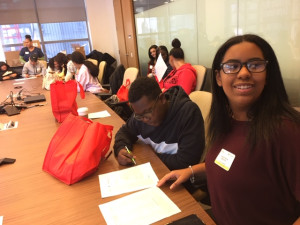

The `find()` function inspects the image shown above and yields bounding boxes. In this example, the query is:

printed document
[99,186,181,225]
[88,110,111,119]
[99,162,159,198]
[155,53,168,82]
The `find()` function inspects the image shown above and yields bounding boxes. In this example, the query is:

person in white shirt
[71,51,105,93]
[22,53,46,78]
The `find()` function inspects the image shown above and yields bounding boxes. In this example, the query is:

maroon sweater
[206,119,300,225]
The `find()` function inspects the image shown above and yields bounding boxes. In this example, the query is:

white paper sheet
[15,77,37,81]
[99,162,159,198]
[0,121,19,131]
[13,82,25,85]
[0,216,3,225]
[155,53,168,82]
[88,110,111,119]
[99,186,181,225]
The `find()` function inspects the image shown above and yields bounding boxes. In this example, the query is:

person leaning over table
[65,54,76,81]
[22,53,46,78]
[43,54,67,90]
[113,77,205,173]
[0,61,19,81]
[158,34,300,225]
[19,34,44,64]
[157,38,197,95]
[71,51,107,93]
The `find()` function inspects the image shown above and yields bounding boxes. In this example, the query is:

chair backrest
[98,61,107,84]
[192,65,206,91]
[201,68,212,92]
[39,60,48,69]
[86,58,98,66]
[123,67,139,87]
[189,91,212,163]
[189,91,212,122]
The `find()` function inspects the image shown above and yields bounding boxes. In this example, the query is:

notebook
[24,95,46,104]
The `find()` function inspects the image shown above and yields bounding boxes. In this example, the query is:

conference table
[0,77,215,225]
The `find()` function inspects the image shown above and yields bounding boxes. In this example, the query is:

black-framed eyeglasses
[133,95,159,121]
[220,59,268,74]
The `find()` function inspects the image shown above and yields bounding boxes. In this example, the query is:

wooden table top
[0,78,215,225]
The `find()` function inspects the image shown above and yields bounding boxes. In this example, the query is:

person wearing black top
[0,62,19,81]
[114,77,205,171]
[19,35,44,63]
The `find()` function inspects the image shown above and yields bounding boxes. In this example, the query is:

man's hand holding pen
[117,146,137,166]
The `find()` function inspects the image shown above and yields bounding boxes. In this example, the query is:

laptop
[24,94,46,104]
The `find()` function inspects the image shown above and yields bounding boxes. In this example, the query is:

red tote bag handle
[77,81,85,99]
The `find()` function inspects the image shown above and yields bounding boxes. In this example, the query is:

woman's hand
[157,168,191,190]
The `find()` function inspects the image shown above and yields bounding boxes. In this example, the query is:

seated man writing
[22,53,46,78]
[114,77,205,171]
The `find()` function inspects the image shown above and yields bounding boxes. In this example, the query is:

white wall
[85,0,120,64]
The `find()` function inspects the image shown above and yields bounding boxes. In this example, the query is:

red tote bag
[50,80,85,123]
[116,79,130,102]
[42,113,113,185]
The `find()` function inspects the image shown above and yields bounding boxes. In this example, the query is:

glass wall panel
[239,0,300,105]
[134,0,300,106]
[135,0,197,76]
[196,0,238,67]
[169,0,197,65]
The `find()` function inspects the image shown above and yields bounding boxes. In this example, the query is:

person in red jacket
[158,38,196,95]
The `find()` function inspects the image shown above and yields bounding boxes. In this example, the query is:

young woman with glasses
[158,34,300,225]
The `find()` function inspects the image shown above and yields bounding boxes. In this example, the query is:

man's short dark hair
[30,53,38,62]
[129,77,162,103]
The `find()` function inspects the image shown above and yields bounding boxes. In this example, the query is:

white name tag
[214,148,235,171]
[25,51,29,54]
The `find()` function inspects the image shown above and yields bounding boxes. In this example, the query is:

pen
[125,146,136,165]
[104,150,112,160]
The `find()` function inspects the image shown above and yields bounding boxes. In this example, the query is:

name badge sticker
[25,51,29,54]
[214,148,235,171]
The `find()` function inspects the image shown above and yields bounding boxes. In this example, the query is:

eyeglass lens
[222,60,267,74]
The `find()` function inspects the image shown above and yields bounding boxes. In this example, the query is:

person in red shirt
[158,38,196,95]
[158,34,300,225]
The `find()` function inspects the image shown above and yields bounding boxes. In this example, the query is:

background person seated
[150,45,173,80]
[65,54,76,81]
[0,61,19,81]
[42,56,66,90]
[71,51,106,93]
[22,53,46,78]
[147,44,157,75]
[157,38,196,95]
[19,34,44,64]
[113,77,205,172]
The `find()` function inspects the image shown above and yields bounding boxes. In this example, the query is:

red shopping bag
[50,80,85,123]
[42,113,113,185]
[116,79,130,102]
